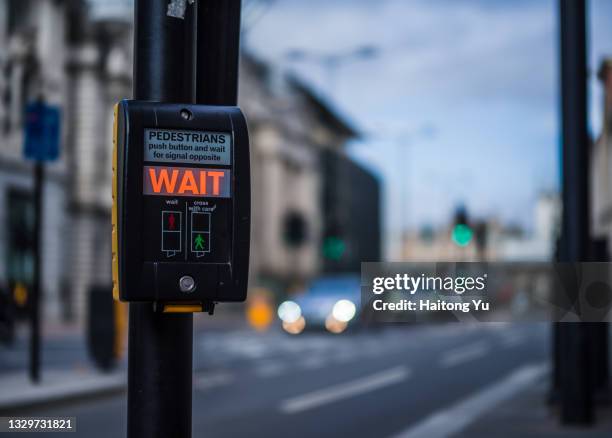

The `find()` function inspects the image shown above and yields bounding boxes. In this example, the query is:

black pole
[557,0,593,425]
[589,239,610,401]
[196,0,242,106]
[29,162,43,383]
[128,1,197,437]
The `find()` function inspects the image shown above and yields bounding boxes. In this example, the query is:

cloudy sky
[242,0,612,253]
[92,0,612,254]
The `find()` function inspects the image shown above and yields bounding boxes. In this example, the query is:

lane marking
[439,342,489,368]
[392,363,548,438]
[194,371,234,390]
[280,366,410,414]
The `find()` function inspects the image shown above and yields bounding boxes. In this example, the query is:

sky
[241,0,612,255]
[91,0,612,256]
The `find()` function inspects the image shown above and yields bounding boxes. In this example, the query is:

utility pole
[127,1,197,437]
[29,162,42,383]
[557,0,593,425]
[196,0,242,106]
[589,240,610,402]
[23,96,60,384]
[127,1,245,436]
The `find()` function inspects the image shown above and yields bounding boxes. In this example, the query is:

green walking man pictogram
[194,234,205,251]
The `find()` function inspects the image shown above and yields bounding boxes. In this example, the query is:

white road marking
[199,332,342,363]
[280,366,410,414]
[391,363,548,438]
[194,371,234,390]
[439,342,489,368]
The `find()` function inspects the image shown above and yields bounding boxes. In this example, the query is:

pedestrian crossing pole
[556,0,594,425]
[127,1,197,437]
[195,0,241,107]
[127,1,243,436]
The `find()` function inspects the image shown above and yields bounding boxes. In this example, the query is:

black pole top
[133,0,197,103]
[196,0,242,106]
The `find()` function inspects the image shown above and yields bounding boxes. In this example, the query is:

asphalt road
[3,323,550,438]
[0,331,90,373]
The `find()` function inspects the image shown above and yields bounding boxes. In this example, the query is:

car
[278,275,360,334]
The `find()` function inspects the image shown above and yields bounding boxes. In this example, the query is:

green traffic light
[452,224,473,247]
[323,236,346,261]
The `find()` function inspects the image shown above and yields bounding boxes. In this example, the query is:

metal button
[179,275,196,293]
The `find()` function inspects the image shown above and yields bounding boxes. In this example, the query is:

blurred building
[241,57,368,295]
[0,0,86,322]
[321,148,381,273]
[0,1,379,324]
[494,194,559,261]
[592,58,612,252]
[65,17,132,321]
[0,0,132,323]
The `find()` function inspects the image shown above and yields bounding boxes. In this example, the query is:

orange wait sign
[143,166,231,198]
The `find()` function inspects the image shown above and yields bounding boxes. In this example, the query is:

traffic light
[451,206,472,247]
[323,236,346,261]
[474,221,487,251]
[283,211,307,247]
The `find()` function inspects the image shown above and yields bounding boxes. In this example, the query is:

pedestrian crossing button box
[112,100,250,311]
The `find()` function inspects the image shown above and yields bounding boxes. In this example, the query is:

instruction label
[144,128,231,165]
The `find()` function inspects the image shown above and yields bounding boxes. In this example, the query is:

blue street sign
[23,101,61,162]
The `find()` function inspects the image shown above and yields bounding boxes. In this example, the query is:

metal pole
[128,1,197,437]
[195,0,242,106]
[558,0,593,425]
[588,239,610,401]
[29,162,43,383]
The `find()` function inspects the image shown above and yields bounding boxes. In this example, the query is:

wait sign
[143,166,231,198]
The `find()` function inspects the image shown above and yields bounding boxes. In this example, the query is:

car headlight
[278,300,301,324]
[283,316,306,335]
[332,299,356,322]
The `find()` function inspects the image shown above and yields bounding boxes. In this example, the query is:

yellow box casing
[112,103,120,301]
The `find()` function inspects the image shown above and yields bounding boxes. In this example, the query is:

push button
[179,275,196,293]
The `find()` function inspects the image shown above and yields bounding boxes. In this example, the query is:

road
[0,332,89,374]
[2,323,549,437]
